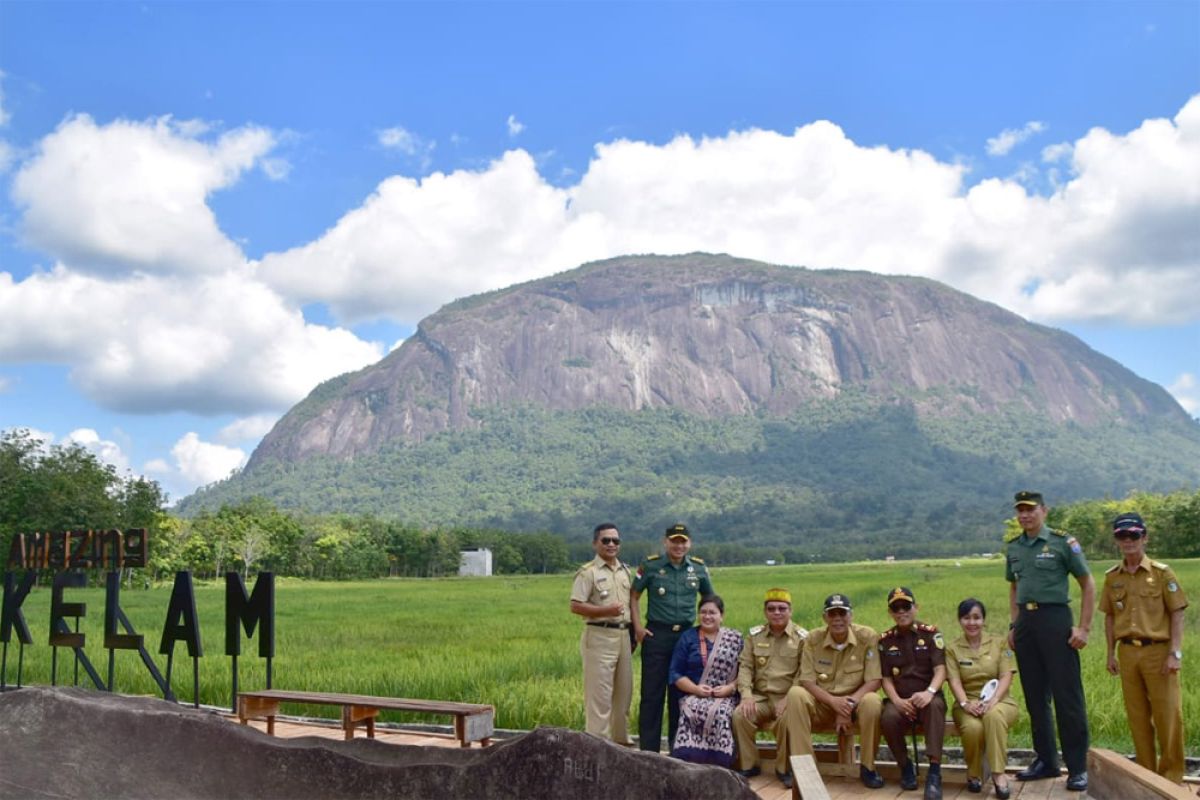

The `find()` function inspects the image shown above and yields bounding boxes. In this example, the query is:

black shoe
[860,766,884,789]
[736,765,761,779]
[776,771,793,789]
[1065,772,1088,792]
[966,777,982,793]
[900,760,918,790]
[923,767,942,800]
[1016,758,1058,781]
[992,777,1011,799]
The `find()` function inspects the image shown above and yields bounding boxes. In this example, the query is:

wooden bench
[237,689,495,747]
[757,717,961,779]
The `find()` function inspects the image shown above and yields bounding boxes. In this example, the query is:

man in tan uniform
[734,587,808,790]
[796,593,885,789]
[569,523,634,744]
[1100,512,1188,783]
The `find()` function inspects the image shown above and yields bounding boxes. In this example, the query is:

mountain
[181,254,1200,557]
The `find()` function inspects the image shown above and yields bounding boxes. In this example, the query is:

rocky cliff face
[249,254,1186,468]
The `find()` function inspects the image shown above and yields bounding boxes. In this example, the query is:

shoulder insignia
[1066,535,1082,554]
[879,628,896,641]
[917,622,938,633]
[933,632,945,650]
[794,626,809,640]
[1105,563,1121,573]
[1051,528,1067,537]
[749,625,765,636]
[1005,531,1022,543]
[690,556,705,564]
[645,554,660,561]
[1153,561,1169,570]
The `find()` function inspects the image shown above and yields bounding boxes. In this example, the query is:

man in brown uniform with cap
[795,593,885,789]
[733,587,809,789]
[1100,512,1188,783]
[569,523,634,744]
[879,587,947,800]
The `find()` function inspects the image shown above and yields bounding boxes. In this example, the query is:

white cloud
[218,414,279,443]
[1042,142,1073,163]
[507,114,524,137]
[63,427,131,473]
[0,267,382,414]
[1169,373,1198,416]
[264,98,1199,328]
[170,431,247,486]
[377,125,435,169]
[11,114,275,276]
[0,375,11,393]
[986,120,1047,156]
[261,157,291,181]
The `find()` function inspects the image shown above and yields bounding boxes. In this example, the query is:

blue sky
[1,1,1197,504]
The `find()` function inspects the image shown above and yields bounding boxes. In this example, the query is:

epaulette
[1051,529,1067,537]
[690,556,705,564]
[880,627,897,641]
[916,622,939,633]
[1105,563,1121,574]
[1005,531,1022,543]
[1153,561,1169,570]
[749,625,765,636]
[794,626,809,640]
[646,554,661,562]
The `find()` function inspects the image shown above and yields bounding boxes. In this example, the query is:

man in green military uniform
[796,593,885,789]
[1005,490,1094,792]
[733,587,809,790]
[1100,512,1188,783]
[631,523,714,752]
[570,523,634,744]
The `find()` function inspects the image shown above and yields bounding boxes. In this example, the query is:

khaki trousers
[733,685,807,774]
[581,625,632,744]
[951,701,1018,778]
[1119,642,1185,783]
[792,687,882,769]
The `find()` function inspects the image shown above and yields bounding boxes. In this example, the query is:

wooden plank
[237,689,492,715]
[1088,748,1194,800]
[789,754,831,800]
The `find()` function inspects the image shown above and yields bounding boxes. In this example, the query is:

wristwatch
[1171,649,1183,660]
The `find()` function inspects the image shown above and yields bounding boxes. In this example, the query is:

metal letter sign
[159,571,203,706]
[226,572,275,710]
[1,571,35,689]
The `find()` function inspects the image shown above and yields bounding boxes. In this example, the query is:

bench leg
[238,696,281,737]
[342,704,380,740]
[455,715,468,747]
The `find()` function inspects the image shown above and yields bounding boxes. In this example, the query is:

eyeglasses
[765,604,791,613]
[1114,530,1143,541]
[889,602,913,612]
[599,537,621,545]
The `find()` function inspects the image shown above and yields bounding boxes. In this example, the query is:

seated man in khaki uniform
[733,588,808,790]
[795,593,885,789]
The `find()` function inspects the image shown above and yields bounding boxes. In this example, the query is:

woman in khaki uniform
[946,598,1018,799]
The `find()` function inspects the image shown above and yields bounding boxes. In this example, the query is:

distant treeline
[2,428,1197,582]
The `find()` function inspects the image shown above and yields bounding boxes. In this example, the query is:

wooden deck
[227,713,1099,799]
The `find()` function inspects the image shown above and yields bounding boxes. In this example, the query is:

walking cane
[910,716,920,780]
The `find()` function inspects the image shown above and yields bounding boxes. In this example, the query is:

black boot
[923,763,942,800]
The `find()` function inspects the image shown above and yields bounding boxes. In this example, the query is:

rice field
[3,557,1197,756]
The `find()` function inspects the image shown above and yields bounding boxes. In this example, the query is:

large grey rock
[0,687,756,799]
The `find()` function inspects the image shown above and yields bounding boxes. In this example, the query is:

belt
[1020,602,1067,611]
[587,621,630,630]
[1119,637,1165,647]
[648,621,688,633]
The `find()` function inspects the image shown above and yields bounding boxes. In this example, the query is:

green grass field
[3,558,1197,757]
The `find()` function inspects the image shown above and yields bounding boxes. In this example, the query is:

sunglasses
[599,537,621,545]
[889,602,913,612]
[1113,530,1143,541]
